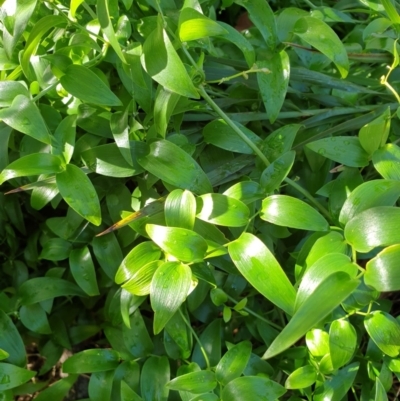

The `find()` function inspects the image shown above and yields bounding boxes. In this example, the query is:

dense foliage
[1,0,400,399]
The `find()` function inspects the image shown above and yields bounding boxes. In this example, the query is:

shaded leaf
[63,349,120,373]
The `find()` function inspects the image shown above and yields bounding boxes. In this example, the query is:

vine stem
[178,308,211,370]
[197,85,332,222]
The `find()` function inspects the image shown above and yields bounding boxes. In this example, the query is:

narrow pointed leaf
[0,363,36,391]
[167,370,217,393]
[285,365,317,389]
[165,189,196,229]
[62,349,120,373]
[329,320,357,369]
[140,356,169,401]
[260,151,295,193]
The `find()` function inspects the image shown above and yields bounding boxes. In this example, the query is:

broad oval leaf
[373,143,400,180]
[146,224,207,263]
[0,363,36,391]
[60,65,122,106]
[167,370,217,394]
[140,356,170,401]
[62,349,120,373]
[150,261,192,334]
[56,164,101,226]
[307,137,369,167]
[260,151,295,193]
[122,260,162,296]
[364,311,400,357]
[339,179,400,225]
[365,244,400,291]
[0,81,30,107]
[196,193,249,227]
[285,365,317,389]
[329,320,357,369]
[115,241,161,284]
[223,181,264,205]
[20,304,51,334]
[261,195,329,231]
[293,17,349,77]
[137,140,212,195]
[216,341,252,386]
[165,189,196,229]
[228,233,296,315]
[263,272,359,359]
[344,206,400,252]
[221,376,286,401]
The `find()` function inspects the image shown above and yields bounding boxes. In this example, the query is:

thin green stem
[81,1,97,20]
[178,308,211,369]
[206,67,270,85]
[32,82,58,102]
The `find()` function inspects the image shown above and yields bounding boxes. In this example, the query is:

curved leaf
[167,370,217,393]
[0,363,36,391]
[329,320,357,369]
[373,143,400,180]
[62,349,120,373]
[165,189,196,229]
[260,151,295,193]
[0,311,26,367]
[285,365,317,389]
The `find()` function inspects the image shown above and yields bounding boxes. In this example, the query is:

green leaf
[306,329,330,357]
[154,88,180,138]
[150,261,192,334]
[52,115,76,164]
[216,341,252,385]
[234,0,277,50]
[329,320,357,369]
[88,371,114,401]
[307,137,369,167]
[365,244,400,291]
[115,241,161,284]
[146,224,207,262]
[39,238,71,261]
[0,310,26,367]
[56,164,101,226]
[0,95,51,144]
[0,81,30,107]
[228,233,296,315]
[0,154,64,185]
[277,7,309,42]
[223,181,264,205]
[0,363,36,391]
[19,277,84,305]
[165,189,196,229]
[140,356,170,401]
[203,119,261,154]
[260,151,295,193]
[359,107,390,155]
[260,195,329,231]
[375,378,388,401]
[179,8,228,41]
[196,193,250,227]
[285,365,317,389]
[62,349,120,373]
[69,246,100,296]
[257,51,290,123]
[122,260,162,296]
[373,143,400,180]
[263,272,359,359]
[339,179,400,225]
[92,233,123,279]
[60,65,122,107]
[97,0,126,63]
[136,140,212,194]
[164,307,192,359]
[20,304,52,334]
[293,17,349,78]
[167,370,217,393]
[344,206,400,252]
[141,17,199,98]
[221,376,286,401]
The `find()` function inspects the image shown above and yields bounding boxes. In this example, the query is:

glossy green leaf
[0,95,51,144]
[277,7,308,42]
[374,378,388,401]
[216,341,252,385]
[63,349,120,373]
[285,365,317,389]
[0,363,36,391]
[223,181,264,205]
[293,17,349,77]
[92,233,123,279]
[30,375,77,401]
[306,328,330,357]
[221,376,286,401]
[146,224,207,263]
[235,0,277,50]
[120,380,143,401]
[179,8,228,41]
[56,164,101,226]
[141,17,199,98]
[344,206,400,252]
[364,311,400,357]
[359,107,390,155]
[203,119,261,154]
[20,303,51,334]
[88,370,114,401]
[154,88,180,138]
[257,51,289,123]
[0,82,30,107]
[0,350,9,361]
[229,233,296,315]
[167,370,217,393]
[115,241,161,284]
[196,193,249,227]
[329,320,357,369]
[262,124,300,162]
[263,272,359,359]
[295,253,358,311]
[0,154,64,185]
[122,260,162,296]
[373,143,400,180]
[307,137,369,167]
[0,310,26,367]
[165,189,196,229]
[60,65,122,107]
[339,180,400,225]
[69,246,99,296]
[140,356,169,401]
[19,277,84,305]
[261,195,329,231]
[137,140,212,194]
[260,151,295,193]
[52,115,76,164]
[150,261,192,334]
